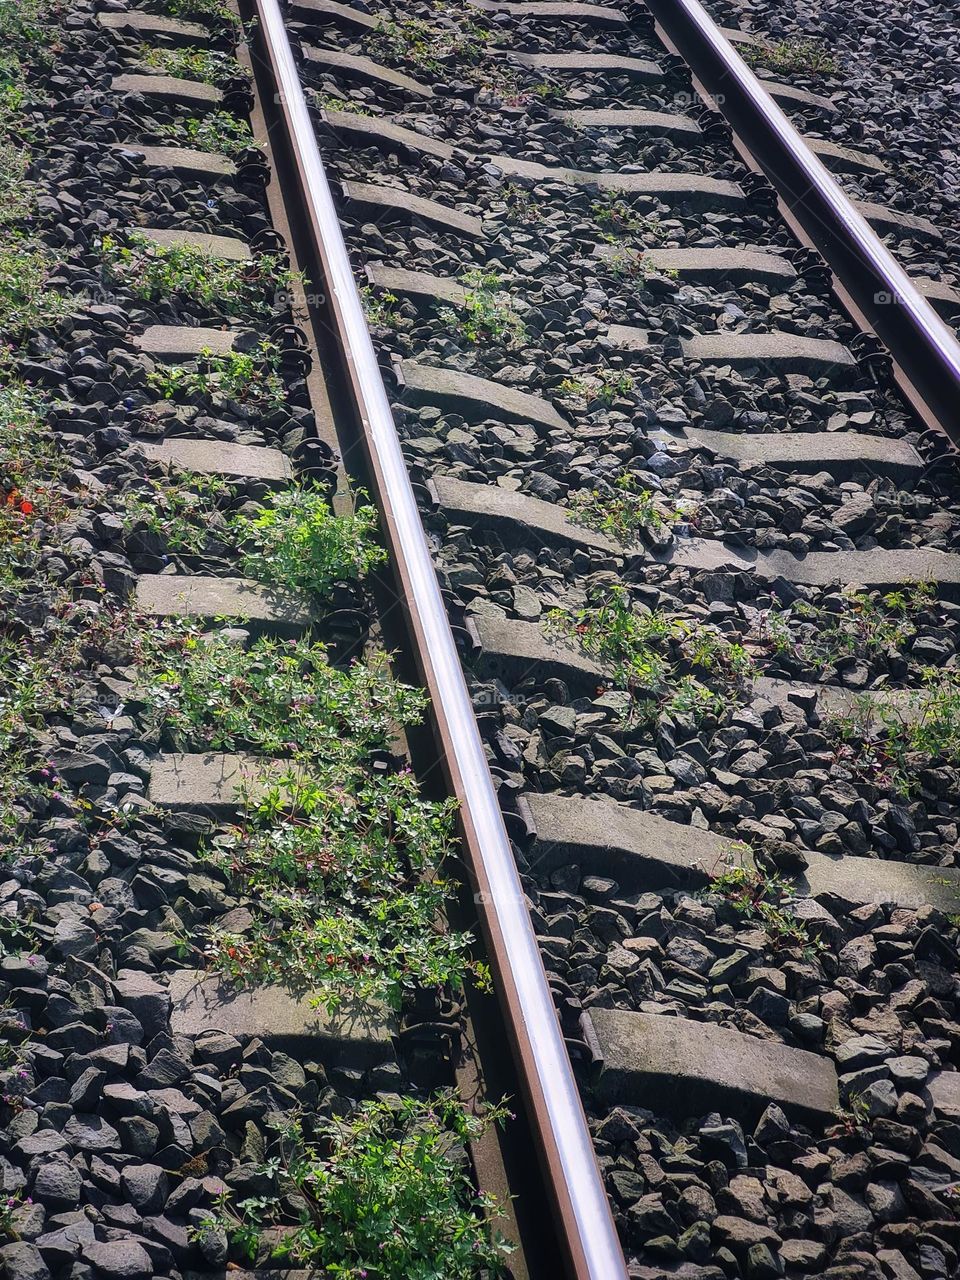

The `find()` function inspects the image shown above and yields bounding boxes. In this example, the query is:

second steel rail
[642,0,960,442]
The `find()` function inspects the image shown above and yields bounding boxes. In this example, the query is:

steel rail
[249,1,629,1276]
[641,0,960,442]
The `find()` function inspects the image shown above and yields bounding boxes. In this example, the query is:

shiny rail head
[640,0,960,442]
[247,0,631,1275]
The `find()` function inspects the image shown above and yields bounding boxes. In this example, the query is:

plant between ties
[194,1095,515,1279]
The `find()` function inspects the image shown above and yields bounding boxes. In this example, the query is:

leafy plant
[503,183,543,224]
[590,194,650,238]
[831,671,960,793]
[139,628,425,758]
[708,858,823,955]
[147,342,285,407]
[360,284,399,328]
[0,238,69,336]
[313,92,376,117]
[762,583,933,670]
[546,585,754,716]
[601,245,651,281]
[197,1097,513,1278]
[568,472,672,544]
[0,144,35,226]
[0,0,54,138]
[139,45,245,87]
[232,488,386,598]
[557,370,635,406]
[154,0,240,27]
[100,232,300,318]
[0,380,62,488]
[743,38,838,77]
[0,1191,28,1239]
[203,768,472,1010]
[369,10,491,77]
[440,270,526,348]
[156,112,257,159]
[120,472,234,555]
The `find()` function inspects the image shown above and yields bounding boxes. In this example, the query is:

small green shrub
[119,472,234,555]
[156,112,257,159]
[568,473,672,543]
[139,45,245,86]
[147,342,285,407]
[0,381,61,487]
[546,585,754,717]
[0,238,69,336]
[557,369,636,406]
[313,92,376,117]
[197,1096,513,1278]
[101,232,300,317]
[360,284,399,328]
[743,38,838,77]
[139,628,425,758]
[440,270,526,348]
[232,488,386,597]
[155,0,239,27]
[763,583,934,670]
[708,858,823,955]
[369,10,491,76]
[832,671,960,793]
[0,145,35,225]
[203,769,471,1009]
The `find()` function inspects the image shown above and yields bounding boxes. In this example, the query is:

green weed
[440,270,526,348]
[0,380,62,489]
[369,10,491,76]
[0,145,35,226]
[101,232,300,318]
[155,0,239,27]
[156,112,258,159]
[832,670,960,793]
[568,472,672,544]
[708,858,823,955]
[313,92,376,117]
[546,585,754,717]
[119,472,234,556]
[557,370,636,406]
[232,488,386,598]
[196,1097,513,1277]
[743,38,838,77]
[360,284,400,328]
[147,342,285,407]
[0,238,69,336]
[763,583,934,670]
[139,45,245,87]
[203,768,470,1010]
[139,627,425,758]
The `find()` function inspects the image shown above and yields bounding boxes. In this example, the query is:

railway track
[1,2,959,1280]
